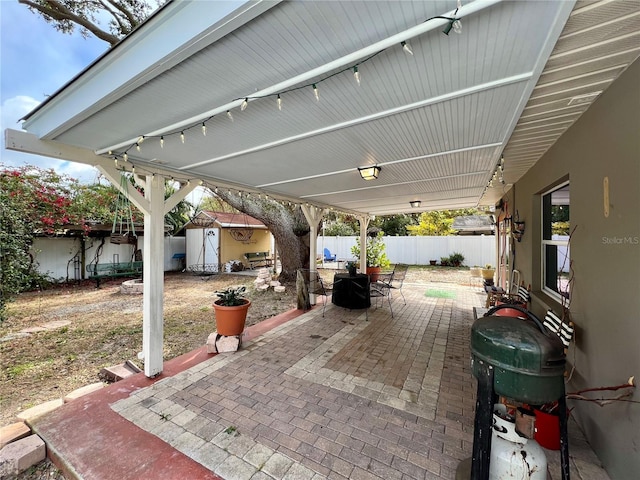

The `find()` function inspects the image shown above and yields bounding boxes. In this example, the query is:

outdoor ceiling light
[357,166,381,180]
[410,200,422,208]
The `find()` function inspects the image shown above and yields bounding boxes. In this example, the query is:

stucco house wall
[503,59,640,478]
[220,228,271,267]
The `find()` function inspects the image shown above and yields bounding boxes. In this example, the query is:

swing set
[110,173,138,245]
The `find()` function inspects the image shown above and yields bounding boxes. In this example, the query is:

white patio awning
[9,0,639,216]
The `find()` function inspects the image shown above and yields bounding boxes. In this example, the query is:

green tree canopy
[407,209,482,236]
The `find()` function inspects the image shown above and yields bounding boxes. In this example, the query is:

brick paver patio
[111,282,609,480]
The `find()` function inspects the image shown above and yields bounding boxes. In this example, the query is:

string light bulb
[401,41,413,56]
[312,84,319,101]
[226,110,234,122]
[353,66,361,85]
[180,131,185,144]
[277,94,282,111]
[136,143,141,152]
[123,152,128,162]
[160,136,164,148]
[202,122,207,136]
[241,98,248,111]
[137,136,145,144]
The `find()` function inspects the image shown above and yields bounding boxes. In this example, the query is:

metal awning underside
[17,0,640,216]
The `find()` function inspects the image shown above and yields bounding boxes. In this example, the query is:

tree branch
[18,0,121,45]
[104,0,138,28]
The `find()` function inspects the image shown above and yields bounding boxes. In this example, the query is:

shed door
[186,228,220,270]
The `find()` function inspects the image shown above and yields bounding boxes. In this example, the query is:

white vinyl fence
[32,234,494,281]
[317,235,496,267]
[31,236,186,282]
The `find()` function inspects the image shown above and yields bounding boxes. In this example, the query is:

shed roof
[189,211,267,229]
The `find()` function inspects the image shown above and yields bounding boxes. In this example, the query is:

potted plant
[345,261,358,276]
[350,231,391,281]
[481,264,496,281]
[213,286,251,336]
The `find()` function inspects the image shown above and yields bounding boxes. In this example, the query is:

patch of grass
[6,362,36,379]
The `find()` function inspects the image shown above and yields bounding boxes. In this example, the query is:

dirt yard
[0,265,473,479]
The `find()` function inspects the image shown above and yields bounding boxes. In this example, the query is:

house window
[542,182,570,301]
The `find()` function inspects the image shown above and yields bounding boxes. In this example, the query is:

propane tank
[490,406,547,480]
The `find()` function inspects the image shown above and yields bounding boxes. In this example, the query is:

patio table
[331,273,370,309]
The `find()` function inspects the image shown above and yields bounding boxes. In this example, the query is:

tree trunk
[211,191,312,284]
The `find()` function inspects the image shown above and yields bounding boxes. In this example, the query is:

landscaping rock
[99,361,142,383]
[205,333,218,354]
[206,333,241,353]
[216,335,241,353]
[16,399,63,425]
[0,434,45,477]
[0,422,30,449]
[64,382,106,403]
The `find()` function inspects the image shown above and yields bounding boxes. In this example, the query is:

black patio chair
[387,263,408,304]
[297,269,333,317]
[369,264,408,318]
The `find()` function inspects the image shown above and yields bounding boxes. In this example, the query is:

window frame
[541,181,570,302]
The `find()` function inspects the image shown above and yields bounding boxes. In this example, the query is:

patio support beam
[98,164,150,213]
[4,129,197,378]
[358,215,371,273]
[142,174,166,377]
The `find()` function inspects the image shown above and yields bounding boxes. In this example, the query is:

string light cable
[109,8,464,160]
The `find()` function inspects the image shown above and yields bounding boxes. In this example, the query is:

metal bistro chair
[297,269,333,317]
[387,263,408,304]
[369,263,408,318]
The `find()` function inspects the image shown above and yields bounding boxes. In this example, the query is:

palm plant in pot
[213,286,251,336]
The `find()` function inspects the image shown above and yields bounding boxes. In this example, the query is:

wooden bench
[86,261,143,287]
[244,251,272,269]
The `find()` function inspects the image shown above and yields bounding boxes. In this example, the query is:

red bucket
[534,408,561,450]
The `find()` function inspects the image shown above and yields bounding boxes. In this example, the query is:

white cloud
[1,2,106,184]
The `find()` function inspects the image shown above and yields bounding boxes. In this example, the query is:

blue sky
[0,0,108,183]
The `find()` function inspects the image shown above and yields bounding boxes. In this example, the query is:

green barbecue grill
[467,304,571,480]
[471,309,566,404]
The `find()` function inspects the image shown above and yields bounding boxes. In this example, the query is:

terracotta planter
[366,266,381,282]
[213,299,251,336]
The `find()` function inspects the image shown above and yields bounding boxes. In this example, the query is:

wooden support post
[142,174,165,377]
